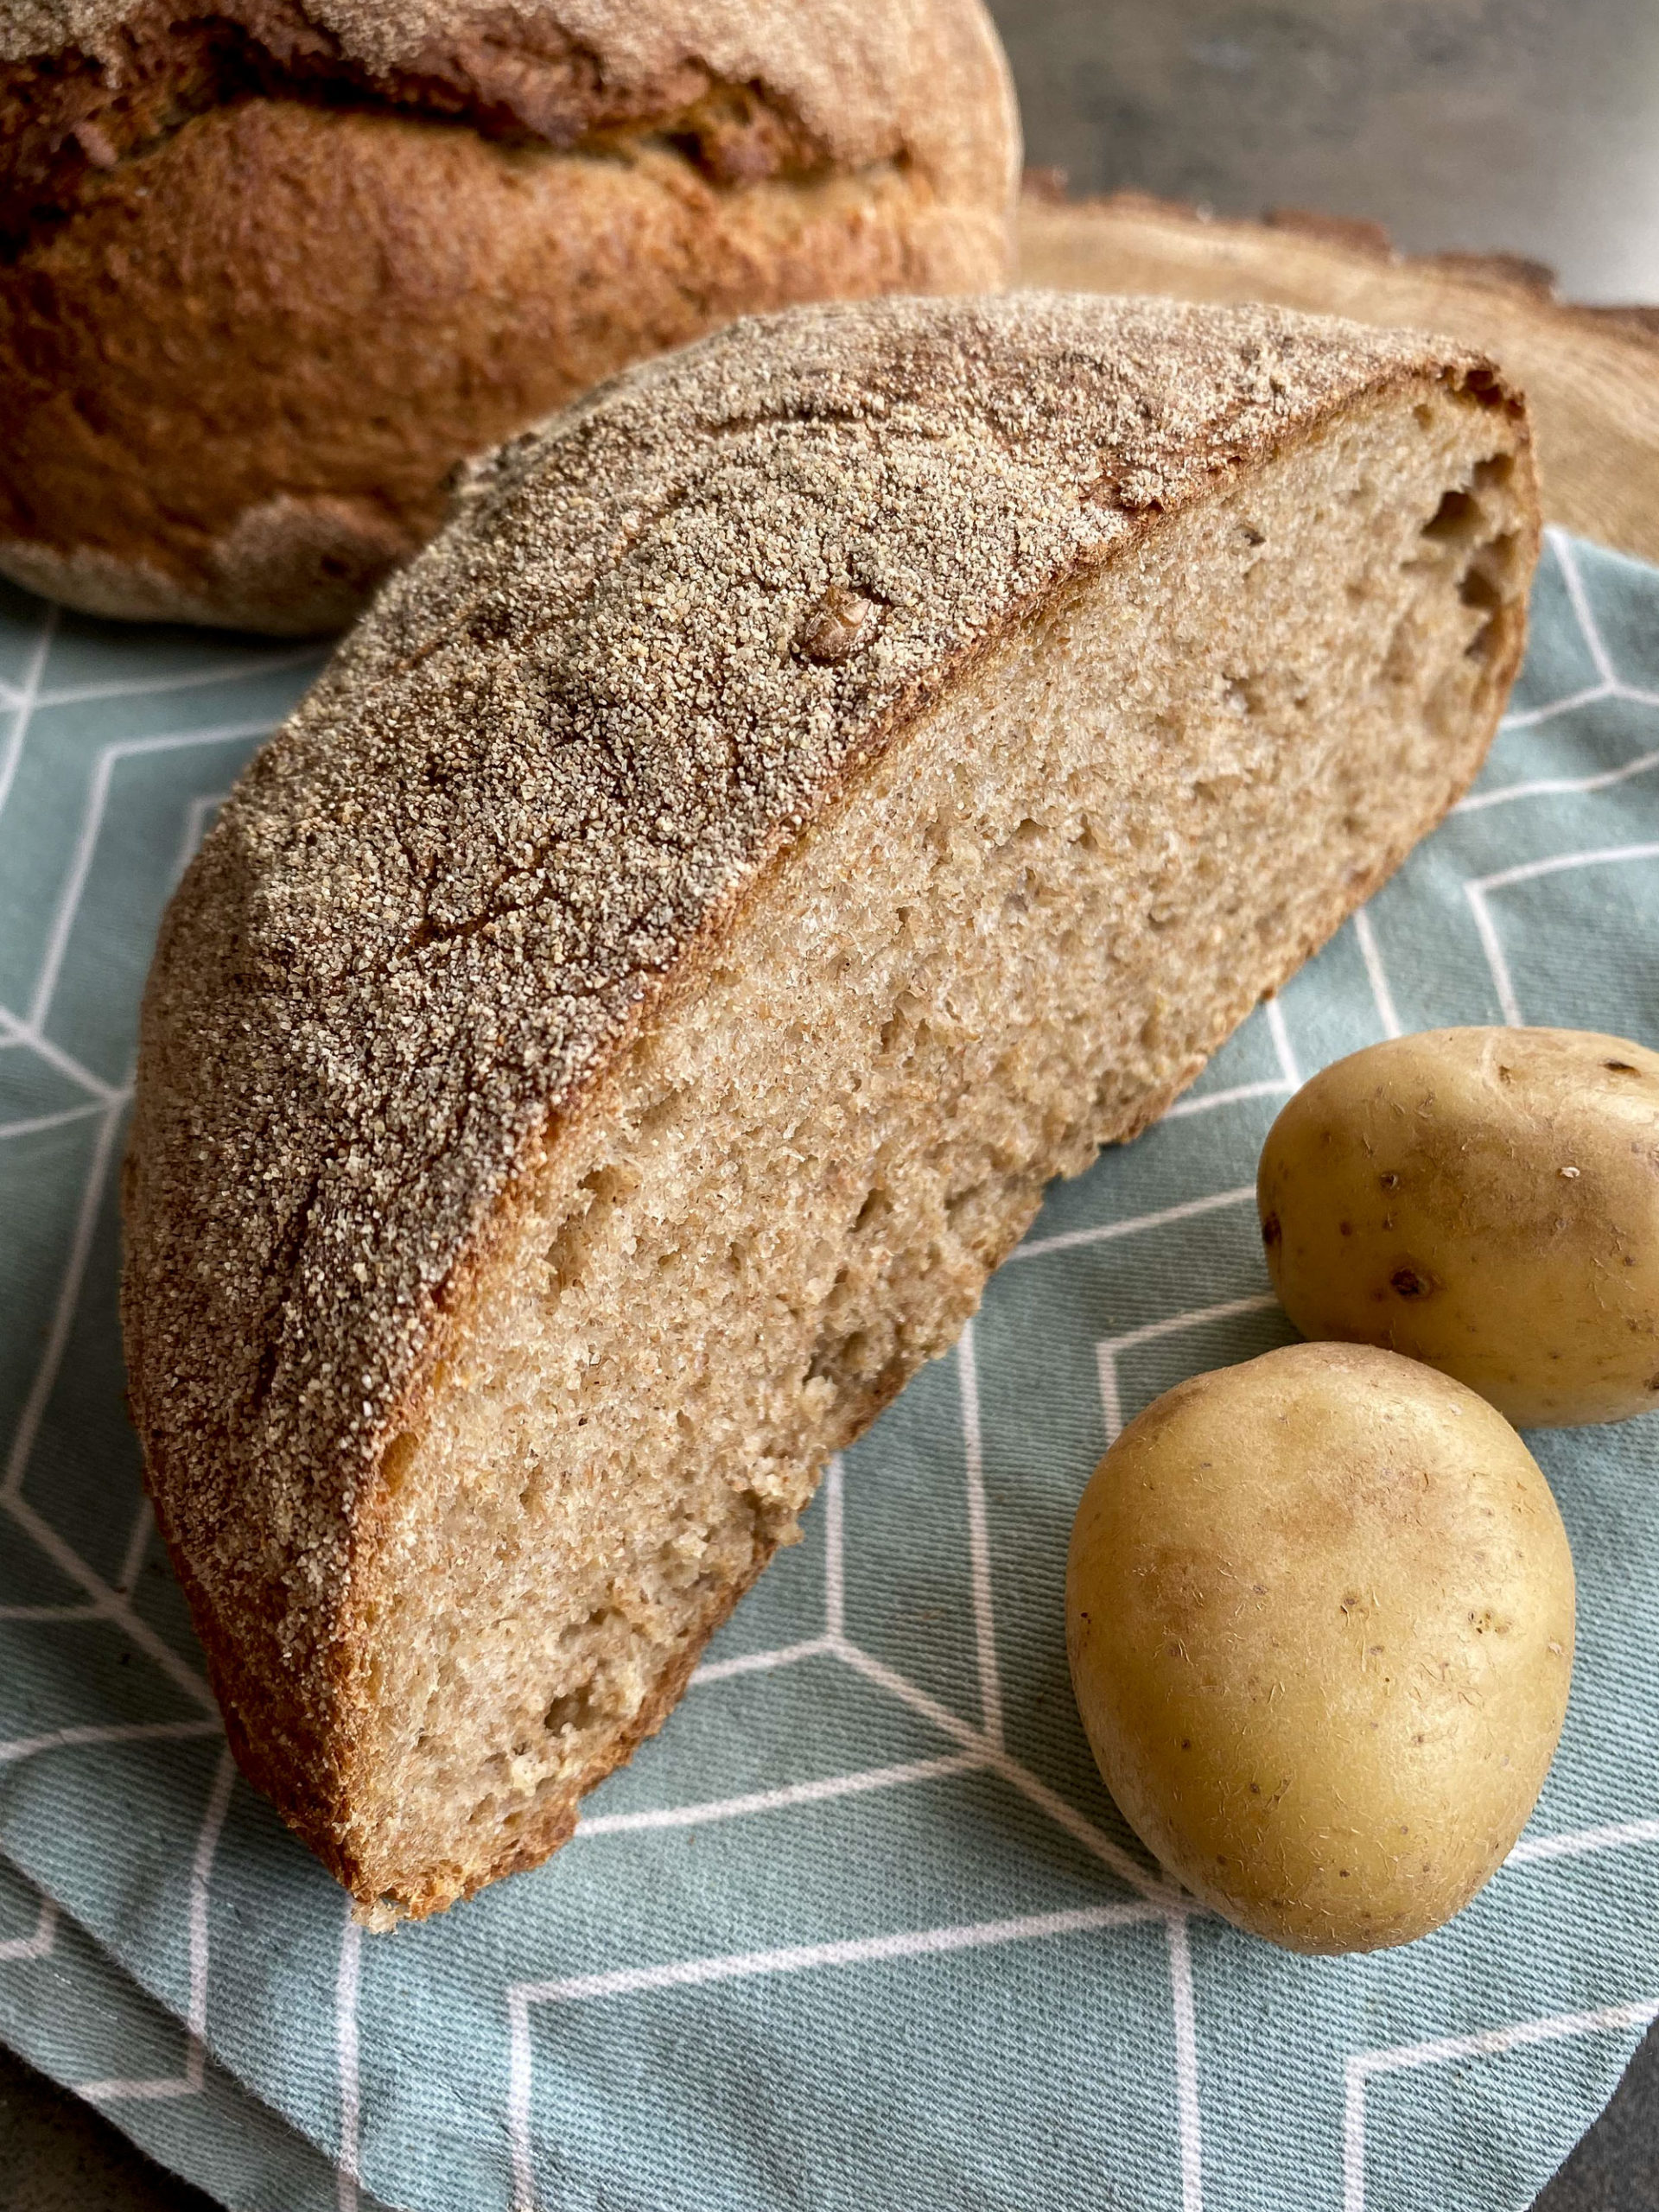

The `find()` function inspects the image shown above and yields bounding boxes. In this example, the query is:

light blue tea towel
[2,529,1657,2212]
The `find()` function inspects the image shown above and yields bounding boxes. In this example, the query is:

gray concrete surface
[4,1,1657,2205]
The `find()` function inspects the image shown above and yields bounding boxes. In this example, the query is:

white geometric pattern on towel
[2,527,1658,2212]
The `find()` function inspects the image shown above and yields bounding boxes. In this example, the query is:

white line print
[0,706,241,2126]
[1010,1184,1256,1264]
[1474,531,1659,757]
[1341,1994,1659,2212]
[1351,907,1403,1039]
[1509,1813,1659,1866]
[29,720,276,1033]
[336,1909,363,2212]
[35,641,321,711]
[2,1094,215,1712]
[957,1321,1003,1750]
[1166,1910,1205,2212]
[1095,1294,1281,1444]
[1465,842,1659,1027]
[76,1746,236,2102]
[1500,682,1617,732]
[837,1638,1169,1899]
[1465,531,1657,777]
[851,1459,1165,1894]
[0,1100,111,1142]
[6,1464,218,1729]
[507,1897,1167,2212]
[1551,528,1618,689]
[3,1099,121,1505]
[1154,1002,1300,1127]
[538,1437,1184,2212]
[0,1719,221,1767]
[1264,995,1300,1090]
[1161,1076,1293,1121]
[171,789,230,889]
[1455,747,1659,813]
[0,1002,120,1103]
[0,1887,58,1961]
[578,1751,986,1837]
[0,604,57,824]
[688,1634,833,1688]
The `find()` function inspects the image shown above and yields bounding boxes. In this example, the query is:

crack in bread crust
[1,0,1018,209]
[0,0,853,243]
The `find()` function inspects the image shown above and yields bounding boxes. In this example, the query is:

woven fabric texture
[1,530,1657,2212]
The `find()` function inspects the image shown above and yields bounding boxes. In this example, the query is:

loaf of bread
[0,0,1018,635]
[123,293,1539,1921]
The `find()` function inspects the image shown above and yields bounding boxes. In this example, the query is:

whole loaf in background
[0,0,1019,633]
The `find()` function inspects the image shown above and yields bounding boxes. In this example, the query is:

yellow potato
[1066,1342,1573,1954]
[1258,1027,1659,1426]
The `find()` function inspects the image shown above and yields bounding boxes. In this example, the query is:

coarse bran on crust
[122,292,1540,1916]
[0,0,1019,631]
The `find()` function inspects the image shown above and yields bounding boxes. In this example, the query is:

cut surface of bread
[0,0,1017,632]
[122,294,1538,1919]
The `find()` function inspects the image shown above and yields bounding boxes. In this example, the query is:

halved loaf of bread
[123,293,1540,1920]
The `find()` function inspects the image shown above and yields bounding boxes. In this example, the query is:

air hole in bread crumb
[1459,556,1507,612]
[853,1186,892,1233]
[1381,614,1423,685]
[1458,532,1518,659]
[543,1681,600,1734]
[1191,775,1240,808]
[638,1088,685,1138]
[1422,487,1482,545]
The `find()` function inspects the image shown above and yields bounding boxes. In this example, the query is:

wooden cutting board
[1018,189,1659,568]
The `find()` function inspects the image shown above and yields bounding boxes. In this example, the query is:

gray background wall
[988,0,1659,300]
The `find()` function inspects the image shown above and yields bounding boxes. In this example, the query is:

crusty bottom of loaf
[0,494,412,638]
[338,379,1533,1920]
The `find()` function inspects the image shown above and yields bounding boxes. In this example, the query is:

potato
[1258,1027,1659,1427]
[1065,1342,1573,1954]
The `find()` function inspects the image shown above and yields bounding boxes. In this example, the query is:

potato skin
[1258,1027,1659,1427]
[1065,1343,1573,1954]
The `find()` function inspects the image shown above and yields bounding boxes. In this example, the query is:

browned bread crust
[122,291,1535,1913]
[0,0,1019,631]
